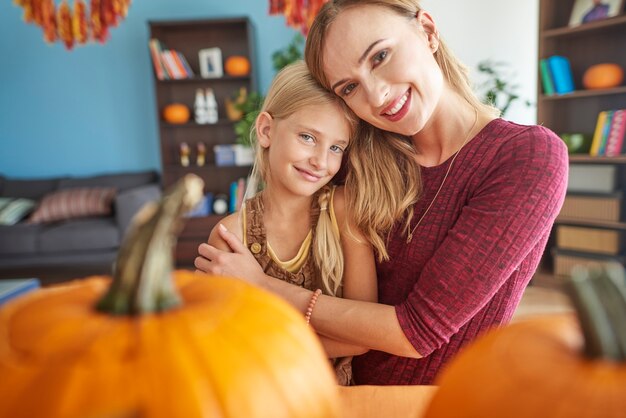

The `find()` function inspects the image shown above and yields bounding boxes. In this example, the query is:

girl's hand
[194,224,266,286]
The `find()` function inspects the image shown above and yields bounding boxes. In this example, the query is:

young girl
[204,61,377,385]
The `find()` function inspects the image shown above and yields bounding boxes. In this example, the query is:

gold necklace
[406,108,479,243]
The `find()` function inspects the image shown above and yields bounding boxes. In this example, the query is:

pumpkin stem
[567,267,626,361]
[96,174,205,315]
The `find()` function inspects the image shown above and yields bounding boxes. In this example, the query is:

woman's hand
[194,224,266,286]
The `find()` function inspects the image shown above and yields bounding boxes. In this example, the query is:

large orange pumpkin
[163,103,191,124]
[0,175,340,418]
[225,56,251,76]
[424,268,626,418]
[583,63,624,90]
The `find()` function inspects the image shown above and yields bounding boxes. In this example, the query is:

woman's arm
[318,335,368,357]
[196,227,421,358]
[392,126,569,357]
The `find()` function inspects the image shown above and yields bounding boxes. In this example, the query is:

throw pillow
[28,187,117,224]
[0,198,36,225]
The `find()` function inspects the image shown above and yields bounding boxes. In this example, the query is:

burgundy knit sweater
[352,119,568,385]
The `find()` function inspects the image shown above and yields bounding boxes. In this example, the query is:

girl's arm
[205,212,242,252]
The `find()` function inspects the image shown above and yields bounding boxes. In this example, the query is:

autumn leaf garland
[269,0,328,35]
[13,0,131,49]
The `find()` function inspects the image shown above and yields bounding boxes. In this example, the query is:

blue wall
[0,0,298,179]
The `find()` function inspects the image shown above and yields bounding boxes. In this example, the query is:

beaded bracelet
[304,289,322,325]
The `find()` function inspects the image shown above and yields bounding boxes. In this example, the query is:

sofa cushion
[1,178,60,200]
[58,171,159,193]
[0,224,40,255]
[28,187,117,224]
[0,198,36,225]
[38,218,120,253]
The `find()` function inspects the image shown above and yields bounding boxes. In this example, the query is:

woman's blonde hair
[305,0,499,260]
[246,60,359,296]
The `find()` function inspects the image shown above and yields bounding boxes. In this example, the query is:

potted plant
[476,59,532,117]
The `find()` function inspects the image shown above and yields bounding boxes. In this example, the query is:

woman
[196,0,568,385]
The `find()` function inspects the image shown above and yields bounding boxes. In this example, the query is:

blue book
[229,181,238,213]
[0,278,40,306]
[547,56,575,94]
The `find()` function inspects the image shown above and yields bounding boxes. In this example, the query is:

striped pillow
[0,198,36,225]
[28,187,117,224]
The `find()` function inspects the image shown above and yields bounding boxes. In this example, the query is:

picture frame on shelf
[569,0,624,26]
[199,47,223,78]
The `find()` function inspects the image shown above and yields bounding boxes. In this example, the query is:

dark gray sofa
[0,171,161,281]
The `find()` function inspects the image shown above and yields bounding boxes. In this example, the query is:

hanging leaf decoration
[13,0,131,49]
[57,0,73,49]
[269,0,328,35]
[72,0,88,45]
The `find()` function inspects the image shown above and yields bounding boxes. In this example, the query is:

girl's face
[322,5,444,136]
[258,101,350,198]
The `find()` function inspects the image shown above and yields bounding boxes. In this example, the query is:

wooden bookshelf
[538,0,626,277]
[149,18,257,266]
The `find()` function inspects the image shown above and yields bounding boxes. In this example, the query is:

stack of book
[554,163,625,275]
[149,38,195,80]
[539,55,575,96]
[590,109,626,157]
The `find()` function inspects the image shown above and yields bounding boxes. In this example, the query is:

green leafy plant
[476,59,531,117]
[272,33,304,72]
[233,91,264,147]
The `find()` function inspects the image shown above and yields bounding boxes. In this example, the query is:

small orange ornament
[225,56,251,76]
[163,103,190,124]
[583,63,624,90]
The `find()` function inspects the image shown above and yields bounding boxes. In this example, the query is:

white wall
[422,0,539,124]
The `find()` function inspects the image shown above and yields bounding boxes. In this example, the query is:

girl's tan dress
[242,189,352,385]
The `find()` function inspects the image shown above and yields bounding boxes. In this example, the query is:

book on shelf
[556,224,623,255]
[606,109,626,157]
[547,55,575,95]
[148,38,169,80]
[597,110,614,157]
[228,177,248,213]
[589,109,626,157]
[148,39,193,80]
[539,58,555,96]
[552,249,624,277]
[558,193,622,223]
[567,164,618,193]
[175,51,195,77]
[590,110,609,156]
[161,50,186,79]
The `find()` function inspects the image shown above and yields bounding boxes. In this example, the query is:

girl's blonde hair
[305,0,500,260]
[246,60,359,296]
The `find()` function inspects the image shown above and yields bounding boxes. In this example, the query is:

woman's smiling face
[322,5,444,136]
